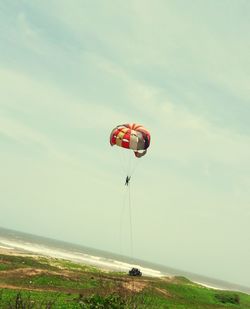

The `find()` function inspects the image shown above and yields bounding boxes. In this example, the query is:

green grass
[0,253,250,308]
[0,254,58,271]
[3,274,98,290]
[0,289,81,308]
[0,263,9,271]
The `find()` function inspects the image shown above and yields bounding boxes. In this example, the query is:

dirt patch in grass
[0,268,50,277]
[0,283,56,293]
[122,279,148,292]
[155,287,172,298]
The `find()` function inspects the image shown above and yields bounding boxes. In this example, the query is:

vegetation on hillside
[0,253,249,308]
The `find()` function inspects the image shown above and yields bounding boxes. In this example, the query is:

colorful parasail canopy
[110,123,151,158]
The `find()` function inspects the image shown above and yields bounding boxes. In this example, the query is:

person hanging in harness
[125,176,131,186]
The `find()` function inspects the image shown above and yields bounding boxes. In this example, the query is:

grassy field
[0,253,249,308]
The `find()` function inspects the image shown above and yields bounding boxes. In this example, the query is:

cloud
[0,113,50,147]
[0,66,131,177]
[2,46,250,176]
[18,12,40,43]
[90,55,250,167]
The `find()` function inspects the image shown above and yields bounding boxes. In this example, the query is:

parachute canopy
[110,123,151,158]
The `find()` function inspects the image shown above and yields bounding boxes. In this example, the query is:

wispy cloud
[0,66,128,174]
[90,55,250,167]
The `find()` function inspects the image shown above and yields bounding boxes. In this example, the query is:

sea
[0,226,249,294]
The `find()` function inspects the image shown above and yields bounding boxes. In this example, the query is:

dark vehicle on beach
[128,268,142,276]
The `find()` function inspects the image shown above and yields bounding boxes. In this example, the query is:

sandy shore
[0,247,34,256]
[0,243,163,278]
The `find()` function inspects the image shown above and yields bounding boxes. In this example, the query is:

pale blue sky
[0,1,250,287]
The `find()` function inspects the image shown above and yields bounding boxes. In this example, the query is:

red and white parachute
[110,123,151,158]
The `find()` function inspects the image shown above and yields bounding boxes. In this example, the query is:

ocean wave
[0,237,163,277]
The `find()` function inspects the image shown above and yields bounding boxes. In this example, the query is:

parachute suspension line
[116,144,141,181]
[119,186,128,260]
[119,184,134,260]
[119,183,134,255]
[129,157,141,178]
[128,152,132,176]
[128,182,135,293]
[119,183,134,277]
[128,182,134,263]
[117,148,134,179]
[117,149,127,175]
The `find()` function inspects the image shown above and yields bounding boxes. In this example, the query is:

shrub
[78,293,126,308]
[215,293,240,305]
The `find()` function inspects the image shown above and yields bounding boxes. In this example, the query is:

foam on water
[0,237,162,277]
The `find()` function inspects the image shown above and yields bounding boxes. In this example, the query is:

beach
[0,234,163,278]
[0,227,249,294]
